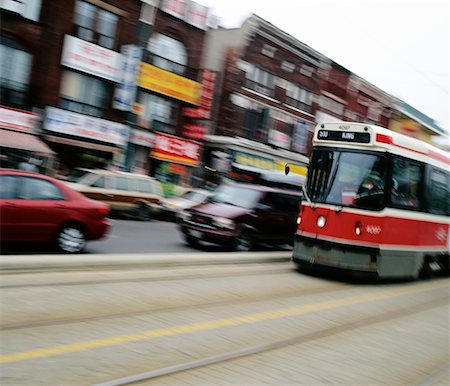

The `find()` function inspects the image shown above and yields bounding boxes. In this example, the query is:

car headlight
[213,217,235,229]
[165,203,176,210]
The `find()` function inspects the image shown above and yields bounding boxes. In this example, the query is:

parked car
[179,182,302,251]
[0,169,110,253]
[64,169,163,220]
[159,188,214,221]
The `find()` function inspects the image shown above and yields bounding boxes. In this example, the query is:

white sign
[185,1,209,30]
[268,129,291,149]
[0,106,39,133]
[113,45,142,111]
[44,107,129,147]
[161,0,209,30]
[130,129,154,147]
[61,35,121,81]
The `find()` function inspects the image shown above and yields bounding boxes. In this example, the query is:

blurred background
[0,0,448,196]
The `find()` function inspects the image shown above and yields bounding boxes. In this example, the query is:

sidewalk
[0,252,292,273]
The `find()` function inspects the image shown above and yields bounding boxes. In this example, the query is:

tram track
[0,264,293,289]
[1,279,347,331]
[92,295,449,386]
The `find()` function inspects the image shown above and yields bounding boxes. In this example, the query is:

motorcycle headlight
[213,217,235,229]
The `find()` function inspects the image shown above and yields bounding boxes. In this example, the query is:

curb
[0,252,292,273]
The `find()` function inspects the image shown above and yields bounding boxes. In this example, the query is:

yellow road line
[1,280,448,364]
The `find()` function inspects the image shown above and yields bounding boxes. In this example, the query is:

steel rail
[92,296,449,386]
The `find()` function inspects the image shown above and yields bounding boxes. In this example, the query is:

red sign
[183,69,216,119]
[151,132,201,166]
[0,106,39,133]
[183,124,208,140]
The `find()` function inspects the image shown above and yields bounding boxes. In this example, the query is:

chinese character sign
[151,132,201,166]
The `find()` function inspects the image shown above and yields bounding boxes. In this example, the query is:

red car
[0,169,111,253]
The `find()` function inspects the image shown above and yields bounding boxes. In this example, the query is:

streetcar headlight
[317,216,326,228]
[297,216,302,225]
[214,217,235,229]
[355,221,363,236]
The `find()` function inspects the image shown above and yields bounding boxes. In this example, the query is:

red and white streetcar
[288,122,449,279]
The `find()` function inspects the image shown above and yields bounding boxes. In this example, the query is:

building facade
[1,5,447,190]
[0,0,55,171]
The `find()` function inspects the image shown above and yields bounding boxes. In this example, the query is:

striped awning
[0,129,55,155]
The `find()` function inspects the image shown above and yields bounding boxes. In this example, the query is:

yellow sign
[138,63,201,105]
[275,161,308,177]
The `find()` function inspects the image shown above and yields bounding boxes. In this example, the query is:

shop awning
[0,129,55,155]
[44,135,120,153]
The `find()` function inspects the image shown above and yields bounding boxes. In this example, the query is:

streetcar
[287,122,449,279]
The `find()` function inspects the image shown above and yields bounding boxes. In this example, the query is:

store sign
[160,0,209,30]
[183,69,216,119]
[234,152,275,171]
[268,129,291,149]
[130,129,154,147]
[151,132,201,166]
[61,35,121,81]
[113,45,142,111]
[44,107,129,147]
[292,121,313,154]
[138,63,201,105]
[0,106,39,133]
[183,124,208,140]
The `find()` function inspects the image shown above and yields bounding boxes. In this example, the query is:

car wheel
[184,234,199,248]
[234,231,253,252]
[57,224,86,253]
[136,203,151,221]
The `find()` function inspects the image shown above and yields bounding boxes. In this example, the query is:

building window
[319,95,344,116]
[245,65,275,97]
[148,33,187,75]
[0,36,32,106]
[261,44,276,58]
[242,107,269,141]
[286,83,313,112]
[281,61,295,72]
[74,0,119,49]
[137,3,156,48]
[138,92,178,135]
[60,71,108,117]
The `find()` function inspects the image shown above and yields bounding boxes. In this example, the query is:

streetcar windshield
[307,149,387,210]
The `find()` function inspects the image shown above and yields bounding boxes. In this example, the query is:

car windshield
[211,185,262,209]
[66,169,91,182]
[182,191,208,202]
[307,149,387,210]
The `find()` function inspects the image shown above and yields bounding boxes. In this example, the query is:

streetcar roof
[313,122,450,170]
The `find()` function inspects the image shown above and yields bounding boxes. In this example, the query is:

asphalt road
[1,219,292,255]
[1,257,448,386]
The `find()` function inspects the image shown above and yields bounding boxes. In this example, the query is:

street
[1,219,292,255]
[1,254,449,385]
[1,220,449,385]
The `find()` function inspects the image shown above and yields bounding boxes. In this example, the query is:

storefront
[150,132,202,196]
[203,135,309,186]
[0,106,55,173]
[42,107,129,172]
[127,128,154,174]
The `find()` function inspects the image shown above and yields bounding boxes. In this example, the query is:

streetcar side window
[390,157,423,210]
[429,168,449,215]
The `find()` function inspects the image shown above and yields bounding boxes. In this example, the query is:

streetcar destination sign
[317,130,370,143]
